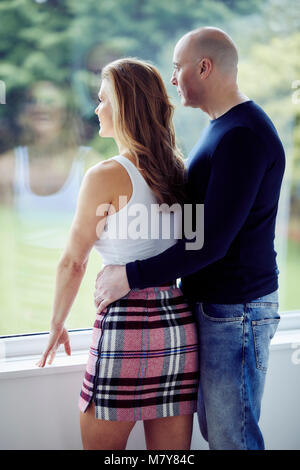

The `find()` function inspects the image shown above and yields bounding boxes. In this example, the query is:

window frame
[0,328,92,361]
[1,310,300,363]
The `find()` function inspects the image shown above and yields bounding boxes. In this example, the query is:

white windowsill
[1,328,300,381]
[0,350,89,380]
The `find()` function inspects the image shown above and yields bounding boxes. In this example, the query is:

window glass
[0,0,299,336]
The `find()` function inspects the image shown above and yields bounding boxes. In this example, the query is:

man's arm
[126,126,269,288]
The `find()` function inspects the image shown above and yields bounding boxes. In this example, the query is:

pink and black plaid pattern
[78,282,199,421]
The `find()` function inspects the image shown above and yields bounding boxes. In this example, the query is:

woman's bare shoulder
[0,148,15,164]
[80,158,123,201]
[88,157,126,180]
[0,149,15,180]
[82,157,131,206]
[0,150,16,204]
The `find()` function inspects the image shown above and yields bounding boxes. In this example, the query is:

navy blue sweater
[126,101,285,303]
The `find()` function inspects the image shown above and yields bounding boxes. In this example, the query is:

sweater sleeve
[126,126,269,289]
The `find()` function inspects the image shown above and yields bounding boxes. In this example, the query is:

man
[94,27,285,450]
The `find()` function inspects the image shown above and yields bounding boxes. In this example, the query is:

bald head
[179,27,238,77]
[171,26,242,109]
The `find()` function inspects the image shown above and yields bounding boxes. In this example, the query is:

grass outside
[279,236,300,311]
[0,205,101,335]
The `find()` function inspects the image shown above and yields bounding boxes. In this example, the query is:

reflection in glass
[0,0,299,336]
[0,81,100,335]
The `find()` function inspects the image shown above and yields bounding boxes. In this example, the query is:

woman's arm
[37,162,114,367]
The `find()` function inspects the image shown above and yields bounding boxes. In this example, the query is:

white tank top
[13,145,87,248]
[94,155,182,266]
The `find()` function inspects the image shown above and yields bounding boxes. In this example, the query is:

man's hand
[94,265,130,313]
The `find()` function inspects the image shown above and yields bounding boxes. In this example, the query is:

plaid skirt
[78,281,199,421]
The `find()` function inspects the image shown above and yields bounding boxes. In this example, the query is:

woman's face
[94,80,114,138]
[21,82,67,137]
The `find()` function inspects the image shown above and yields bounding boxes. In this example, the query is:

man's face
[171,38,203,108]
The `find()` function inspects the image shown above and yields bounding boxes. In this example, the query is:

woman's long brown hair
[101,58,187,206]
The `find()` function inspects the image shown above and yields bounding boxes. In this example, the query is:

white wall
[0,345,299,450]
[260,347,300,450]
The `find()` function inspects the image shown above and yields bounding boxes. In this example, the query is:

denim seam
[252,323,262,371]
[246,302,278,308]
[200,304,244,322]
[252,318,280,326]
[251,318,279,372]
[241,308,247,450]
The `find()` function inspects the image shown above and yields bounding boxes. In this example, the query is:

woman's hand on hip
[36,325,71,367]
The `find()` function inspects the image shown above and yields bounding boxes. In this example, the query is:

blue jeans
[195,290,280,450]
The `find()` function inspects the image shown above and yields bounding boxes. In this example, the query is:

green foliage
[89,133,119,159]
[0,0,298,171]
[0,0,262,150]
[1,0,299,191]
[238,32,300,188]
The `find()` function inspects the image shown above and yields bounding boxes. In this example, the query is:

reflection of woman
[37,59,199,450]
[0,82,95,334]
[13,81,89,249]
[0,81,87,205]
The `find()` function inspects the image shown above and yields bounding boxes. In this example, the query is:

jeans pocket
[252,317,280,372]
[199,302,244,322]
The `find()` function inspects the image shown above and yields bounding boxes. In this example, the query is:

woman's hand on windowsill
[36,326,71,368]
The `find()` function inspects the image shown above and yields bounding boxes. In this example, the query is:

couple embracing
[37,27,285,450]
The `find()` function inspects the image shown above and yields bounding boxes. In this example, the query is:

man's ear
[199,58,212,79]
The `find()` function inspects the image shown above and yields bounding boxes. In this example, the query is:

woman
[37,58,199,450]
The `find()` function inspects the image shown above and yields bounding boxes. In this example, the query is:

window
[0,0,299,339]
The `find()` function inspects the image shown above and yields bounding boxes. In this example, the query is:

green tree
[0,0,263,152]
